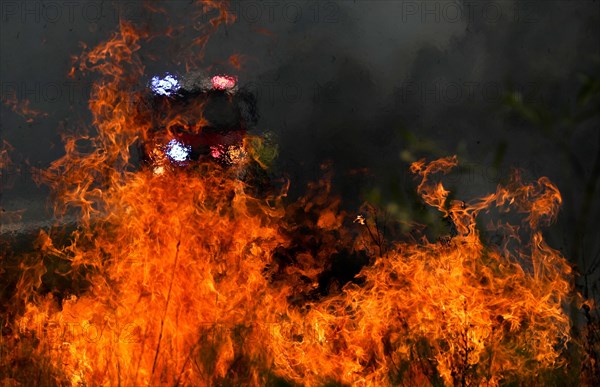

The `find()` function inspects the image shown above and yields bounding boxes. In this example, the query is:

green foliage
[249,131,279,170]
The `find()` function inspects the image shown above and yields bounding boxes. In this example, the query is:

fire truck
[139,72,270,194]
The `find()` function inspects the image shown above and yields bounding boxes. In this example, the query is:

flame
[229,54,244,70]
[1,1,589,386]
[0,140,13,169]
[1,94,48,123]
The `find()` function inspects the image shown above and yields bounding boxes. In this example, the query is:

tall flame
[2,2,586,386]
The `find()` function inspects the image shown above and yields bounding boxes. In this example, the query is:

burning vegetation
[1,1,598,386]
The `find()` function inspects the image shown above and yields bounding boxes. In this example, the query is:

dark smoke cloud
[1,1,599,259]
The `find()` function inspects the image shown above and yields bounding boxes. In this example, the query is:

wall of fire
[1,0,599,292]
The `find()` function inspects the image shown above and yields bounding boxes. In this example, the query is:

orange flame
[2,1,586,386]
[1,94,48,123]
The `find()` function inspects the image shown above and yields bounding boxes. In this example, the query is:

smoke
[1,0,599,254]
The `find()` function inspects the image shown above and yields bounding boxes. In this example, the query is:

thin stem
[151,227,182,381]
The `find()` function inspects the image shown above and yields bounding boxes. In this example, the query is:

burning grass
[0,2,597,385]
[1,153,584,385]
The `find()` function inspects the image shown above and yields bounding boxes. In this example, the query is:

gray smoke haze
[1,0,599,261]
